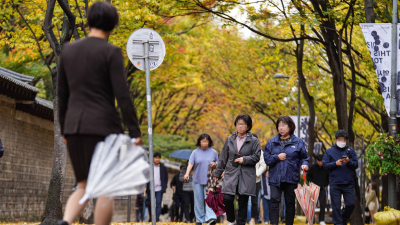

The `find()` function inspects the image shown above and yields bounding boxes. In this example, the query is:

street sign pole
[144,41,157,225]
[388,0,398,208]
[127,28,165,225]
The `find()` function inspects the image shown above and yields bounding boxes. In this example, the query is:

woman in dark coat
[214,114,261,225]
[264,116,309,225]
[57,2,142,225]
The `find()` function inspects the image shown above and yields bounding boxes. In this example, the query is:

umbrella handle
[303,168,306,183]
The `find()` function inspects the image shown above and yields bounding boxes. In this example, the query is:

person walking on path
[147,152,169,222]
[261,170,271,224]
[171,166,185,222]
[180,164,195,222]
[365,183,379,224]
[306,154,329,225]
[264,116,310,225]
[183,134,219,225]
[248,152,267,225]
[214,114,261,225]
[323,130,358,225]
[57,2,142,225]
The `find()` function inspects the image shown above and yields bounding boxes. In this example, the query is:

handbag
[365,206,370,216]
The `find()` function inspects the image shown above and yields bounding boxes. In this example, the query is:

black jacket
[147,163,169,193]
[170,173,183,195]
[306,163,329,188]
[57,37,141,138]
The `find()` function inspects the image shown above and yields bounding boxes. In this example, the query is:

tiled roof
[0,68,39,93]
[35,97,54,110]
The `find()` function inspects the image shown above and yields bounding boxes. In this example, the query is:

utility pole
[388,0,398,209]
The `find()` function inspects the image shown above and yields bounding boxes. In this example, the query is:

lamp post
[273,73,301,138]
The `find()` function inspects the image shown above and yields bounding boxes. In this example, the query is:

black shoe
[57,221,69,225]
[206,219,217,225]
[196,223,202,225]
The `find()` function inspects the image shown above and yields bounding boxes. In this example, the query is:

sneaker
[320,222,326,225]
[57,221,69,225]
[206,219,217,225]
[249,219,255,225]
[227,221,236,225]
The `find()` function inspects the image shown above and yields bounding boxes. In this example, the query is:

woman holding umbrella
[264,116,309,225]
[183,134,219,225]
[57,2,142,225]
[213,114,261,225]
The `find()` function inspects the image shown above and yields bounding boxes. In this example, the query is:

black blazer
[57,37,141,138]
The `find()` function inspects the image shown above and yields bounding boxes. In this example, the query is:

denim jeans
[155,191,163,220]
[262,197,271,223]
[247,185,261,221]
[193,182,217,223]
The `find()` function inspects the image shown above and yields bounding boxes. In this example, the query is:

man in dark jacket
[171,166,184,222]
[307,154,329,225]
[323,130,358,225]
[148,152,169,222]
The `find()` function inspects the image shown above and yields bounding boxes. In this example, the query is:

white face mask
[336,141,346,148]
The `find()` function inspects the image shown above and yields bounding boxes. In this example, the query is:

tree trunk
[296,25,316,163]
[364,0,375,23]
[350,196,364,225]
[79,199,95,224]
[40,69,67,224]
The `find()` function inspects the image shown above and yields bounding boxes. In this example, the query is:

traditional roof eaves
[35,97,54,110]
[0,70,39,93]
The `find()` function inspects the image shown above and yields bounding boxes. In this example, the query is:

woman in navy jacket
[264,116,309,225]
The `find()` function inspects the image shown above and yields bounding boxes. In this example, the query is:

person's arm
[184,164,194,176]
[242,139,261,166]
[323,150,337,170]
[366,190,376,206]
[57,54,69,137]
[264,141,280,167]
[347,148,358,170]
[256,156,267,177]
[214,138,229,178]
[109,47,141,139]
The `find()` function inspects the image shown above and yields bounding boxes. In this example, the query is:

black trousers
[182,191,192,221]
[270,182,297,225]
[251,182,261,219]
[174,194,184,221]
[224,193,249,225]
[319,189,326,222]
[330,184,355,225]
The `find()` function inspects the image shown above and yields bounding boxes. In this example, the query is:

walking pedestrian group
[55,3,360,224]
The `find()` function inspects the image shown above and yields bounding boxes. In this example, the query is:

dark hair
[372,183,378,192]
[87,2,119,32]
[180,165,185,170]
[275,116,296,135]
[335,130,348,139]
[315,154,323,161]
[234,114,253,132]
[195,133,214,147]
[153,152,161,158]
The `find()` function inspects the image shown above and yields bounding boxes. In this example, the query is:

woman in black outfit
[57,2,142,225]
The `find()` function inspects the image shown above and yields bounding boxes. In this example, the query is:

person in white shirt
[261,170,271,224]
[248,153,267,225]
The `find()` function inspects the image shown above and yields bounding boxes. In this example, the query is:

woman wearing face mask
[264,116,310,225]
[184,134,218,225]
[213,114,261,225]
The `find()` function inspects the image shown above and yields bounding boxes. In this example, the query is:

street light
[273,73,301,138]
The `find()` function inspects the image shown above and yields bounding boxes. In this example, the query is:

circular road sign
[126,28,166,71]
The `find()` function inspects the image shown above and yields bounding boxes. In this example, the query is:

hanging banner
[397,25,400,117]
[360,23,392,116]
[314,142,323,156]
[289,116,317,150]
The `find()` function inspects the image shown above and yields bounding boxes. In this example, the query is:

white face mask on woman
[336,141,346,148]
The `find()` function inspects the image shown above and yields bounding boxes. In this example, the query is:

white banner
[360,23,392,116]
[314,142,323,155]
[289,116,317,150]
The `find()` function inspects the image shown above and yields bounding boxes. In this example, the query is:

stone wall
[0,94,179,222]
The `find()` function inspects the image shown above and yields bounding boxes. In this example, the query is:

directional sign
[126,28,166,71]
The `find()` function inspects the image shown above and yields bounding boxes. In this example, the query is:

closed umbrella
[294,169,320,225]
[168,149,193,160]
[79,134,150,204]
